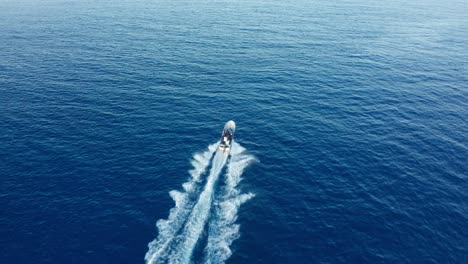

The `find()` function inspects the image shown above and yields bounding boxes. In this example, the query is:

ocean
[1,0,467,263]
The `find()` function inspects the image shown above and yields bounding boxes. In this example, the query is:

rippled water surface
[1,0,467,263]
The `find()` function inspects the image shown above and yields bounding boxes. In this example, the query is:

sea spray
[145,143,218,264]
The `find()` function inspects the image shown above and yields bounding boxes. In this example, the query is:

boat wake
[145,142,254,264]
[145,143,218,263]
[203,144,255,264]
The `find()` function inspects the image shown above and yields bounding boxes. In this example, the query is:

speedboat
[219,120,236,153]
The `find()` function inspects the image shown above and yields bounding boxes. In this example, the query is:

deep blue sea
[1,0,467,263]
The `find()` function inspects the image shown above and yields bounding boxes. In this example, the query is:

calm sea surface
[1,0,467,263]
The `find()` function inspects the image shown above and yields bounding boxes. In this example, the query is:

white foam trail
[168,149,228,264]
[203,142,255,264]
[145,143,218,264]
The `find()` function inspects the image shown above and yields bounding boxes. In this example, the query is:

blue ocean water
[1,0,467,263]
